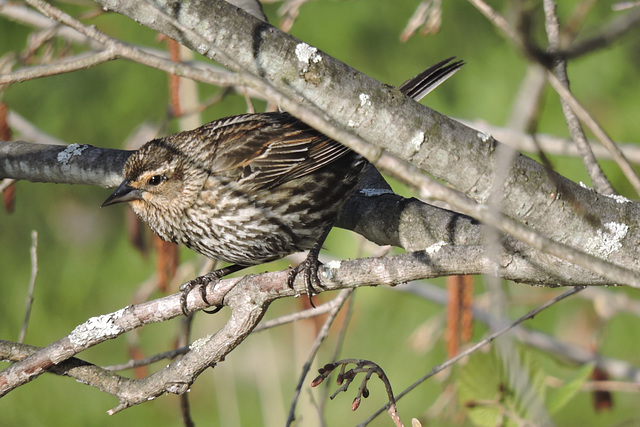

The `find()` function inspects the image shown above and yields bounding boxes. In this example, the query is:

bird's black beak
[102,180,143,207]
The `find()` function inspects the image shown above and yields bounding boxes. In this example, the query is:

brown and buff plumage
[103,58,463,314]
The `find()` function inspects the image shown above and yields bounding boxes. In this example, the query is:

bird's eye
[148,175,164,186]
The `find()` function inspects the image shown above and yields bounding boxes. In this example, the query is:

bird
[102,57,463,315]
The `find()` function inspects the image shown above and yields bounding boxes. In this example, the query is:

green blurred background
[1,1,639,426]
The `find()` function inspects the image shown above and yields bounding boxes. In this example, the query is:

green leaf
[458,351,505,427]
[548,362,595,414]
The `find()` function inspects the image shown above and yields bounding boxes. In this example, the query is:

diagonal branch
[546,71,640,195]
[0,243,619,400]
[0,50,118,85]
[544,0,614,195]
[360,285,586,425]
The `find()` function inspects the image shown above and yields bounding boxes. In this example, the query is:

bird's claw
[179,271,224,316]
[287,256,323,307]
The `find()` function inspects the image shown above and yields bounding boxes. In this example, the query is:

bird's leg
[179,264,247,316]
[287,226,332,307]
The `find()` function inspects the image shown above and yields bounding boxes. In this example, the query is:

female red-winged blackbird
[103,58,463,315]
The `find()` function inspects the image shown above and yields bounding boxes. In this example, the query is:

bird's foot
[287,254,323,307]
[179,270,227,316]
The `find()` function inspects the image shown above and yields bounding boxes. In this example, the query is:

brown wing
[170,112,354,192]
[242,116,354,188]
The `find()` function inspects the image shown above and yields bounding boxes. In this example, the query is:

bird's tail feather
[398,57,464,101]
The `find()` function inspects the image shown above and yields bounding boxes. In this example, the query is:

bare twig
[103,346,190,372]
[177,315,195,427]
[0,50,117,85]
[469,0,640,196]
[467,0,521,45]
[7,111,67,145]
[313,359,403,427]
[397,281,640,382]
[546,376,640,393]
[286,289,353,426]
[254,292,352,332]
[460,119,640,164]
[506,64,546,132]
[546,71,640,196]
[556,6,640,59]
[22,0,241,88]
[0,0,99,46]
[544,0,614,195]
[400,0,442,42]
[18,231,38,343]
[470,0,640,62]
[272,0,314,32]
[581,287,640,318]
[0,339,138,395]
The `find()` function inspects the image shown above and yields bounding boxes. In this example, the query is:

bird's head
[102,139,206,229]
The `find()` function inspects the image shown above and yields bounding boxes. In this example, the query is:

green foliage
[548,362,594,414]
[457,347,546,426]
[458,350,510,426]
[458,348,594,426]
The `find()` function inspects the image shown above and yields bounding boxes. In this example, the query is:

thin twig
[506,64,546,132]
[254,294,351,332]
[546,71,640,196]
[460,118,640,164]
[469,0,639,196]
[544,0,614,195]
[467,0,521,44]
[286,289,353,426]
[23,0,241,88]
[7,111,67,145]
[545,376,640,393]
[103,346,190,371]
[175,257,202,427]
[320,290,357,412]
[0,50,117,85]
[556,7,640,59]
[18,231,38,343]
[397,281,640,382]
[178,314,195,427]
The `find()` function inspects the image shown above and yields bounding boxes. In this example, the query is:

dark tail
[399,57,464,101]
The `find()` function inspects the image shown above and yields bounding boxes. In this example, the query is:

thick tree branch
[0,141,130,188]
[1,140,630,288]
